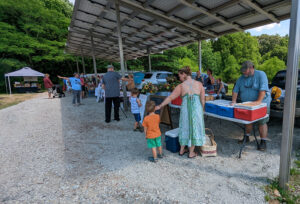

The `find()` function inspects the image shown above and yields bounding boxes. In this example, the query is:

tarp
[4,67,44,77]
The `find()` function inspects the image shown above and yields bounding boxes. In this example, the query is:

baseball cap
[106,64,114,69]
[240,61,254,72]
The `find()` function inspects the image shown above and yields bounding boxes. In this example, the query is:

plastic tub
[234,102,267,121]
[165,128,180,153]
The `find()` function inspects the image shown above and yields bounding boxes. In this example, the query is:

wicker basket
[200,128,217,157]
[205,95,214,101]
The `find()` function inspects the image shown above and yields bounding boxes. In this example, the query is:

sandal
[178,150,189,156]
[188,153,197,159]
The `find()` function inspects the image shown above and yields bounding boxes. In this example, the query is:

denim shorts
[133,113,141,122]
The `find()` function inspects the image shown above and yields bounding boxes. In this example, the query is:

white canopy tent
[4,67,45,95]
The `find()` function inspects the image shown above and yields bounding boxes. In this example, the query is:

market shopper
[231,61,271,151]
[215,78,226,98]
[143,101,163,163]
[195,70,204,84]
[43,74,53,99]
[102,65,122,123]
[80,73,86,98]
[204,69,215,90]
[58,73,82,106]
[155,66,206,158]
[121,74,135,91]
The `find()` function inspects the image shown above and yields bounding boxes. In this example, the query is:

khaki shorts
[258,106,270,125]
[47,88,52,93]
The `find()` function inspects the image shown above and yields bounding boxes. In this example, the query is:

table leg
[253,123,259,149]
[239,128,247,158]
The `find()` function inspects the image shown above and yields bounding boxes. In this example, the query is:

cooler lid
[165,128,179,138]
[234,102,267,110]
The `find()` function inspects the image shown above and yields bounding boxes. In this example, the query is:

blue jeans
[72,90,81,104]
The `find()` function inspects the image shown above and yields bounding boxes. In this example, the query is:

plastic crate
[217,105,234,118]
[234,103,267,121]
[171,96,182,106]
[205,102,218,114]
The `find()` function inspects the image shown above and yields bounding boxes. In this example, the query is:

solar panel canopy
[66,0,291,62]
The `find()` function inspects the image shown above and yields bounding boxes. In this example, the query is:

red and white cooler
[234,102,267,121]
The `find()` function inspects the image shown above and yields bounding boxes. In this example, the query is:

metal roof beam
[240,0,280,23]
[203,0,289,31]
[179,0,243,31]
[110,0,216,38]
[187,0,241,23]
[69,27,148,51]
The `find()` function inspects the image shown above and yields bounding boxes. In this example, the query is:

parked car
[135,71,173,89]
[269,70,300,125]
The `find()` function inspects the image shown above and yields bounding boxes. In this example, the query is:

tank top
[130,97,140,114]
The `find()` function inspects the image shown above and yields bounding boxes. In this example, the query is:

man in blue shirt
[231,61,271,151]
[58,73,82,106]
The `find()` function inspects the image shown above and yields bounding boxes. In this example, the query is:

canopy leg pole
[147,47,151,72]
[279,0,300,190]
[76,57,80,74]
[5,76,8,94]
[115,0,128,111]
[198,39,202,73]
[80,48,86,75]
[125,60,128,73]
[8,76,12,95]
[90,33,98,84]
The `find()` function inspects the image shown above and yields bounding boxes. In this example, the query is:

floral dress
[179,81,206,147]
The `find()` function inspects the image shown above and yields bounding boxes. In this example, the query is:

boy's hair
[131,88,139,95]
[146,101,156,113]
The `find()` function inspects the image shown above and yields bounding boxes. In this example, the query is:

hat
[240,61,254,72]
[106,64,114,69]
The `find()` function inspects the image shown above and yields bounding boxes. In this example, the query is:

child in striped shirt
[130,88,143,132]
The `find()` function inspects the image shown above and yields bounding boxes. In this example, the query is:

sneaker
[158,153,164,159]
[114,118,120,121]
[148,157,158,163]
[105,120,110,123]
[133,128,138,132]
[138,126,144,133]
[258,140,267,151]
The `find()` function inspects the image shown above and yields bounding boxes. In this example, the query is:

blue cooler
[165,128,180,153]
[205,102,218,114]
[217,105,234,118]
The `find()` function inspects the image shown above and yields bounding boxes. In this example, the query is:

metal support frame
[90,32,98,83]
[4,76,8,94]
[8,76,11,95]
[125,60,128,72]
[115,0,128,111]
[76,57,80,73]
[80,47,86,75]
[279,0,300,190]
[147,47,152,72]
[198,39,202,73]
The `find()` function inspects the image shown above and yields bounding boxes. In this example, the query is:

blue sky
[68,0,290,36]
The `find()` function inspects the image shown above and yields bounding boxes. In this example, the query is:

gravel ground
[0,92,299,204]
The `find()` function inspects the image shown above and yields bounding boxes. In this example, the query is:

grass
[227,83,234,96]
[265,150,300,204]
[0,93,40,110]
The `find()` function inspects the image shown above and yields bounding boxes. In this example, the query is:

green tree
[258,57,286,80]
[221,55,240,83]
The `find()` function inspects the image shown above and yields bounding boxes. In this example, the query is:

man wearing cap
[231,61,271,151]
[102,65,122,123]
[58,73,82,106]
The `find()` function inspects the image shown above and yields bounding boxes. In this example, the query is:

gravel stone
[0,93,299,204]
